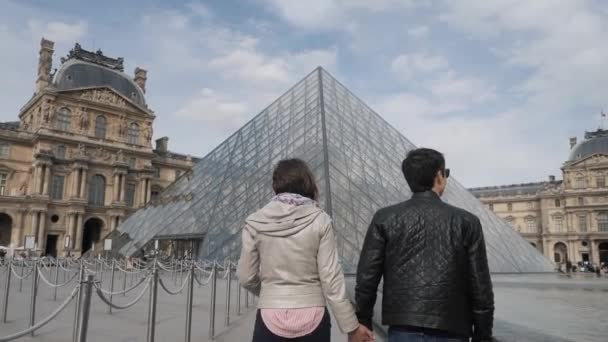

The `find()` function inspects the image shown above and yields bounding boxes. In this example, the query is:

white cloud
[407,25,429,38]
[391,53,448,79]
[27,20,87,43]
[428,71,496,105]
[441,0,608,112]
[175,88,249,129]
[261,0,421,30]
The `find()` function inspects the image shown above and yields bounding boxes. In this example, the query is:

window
[505,216,515,227]
[154,167,161,178]
[128,157,136,169]
[0,172,7,195]
[50,214,59,223]
[50,175,65,200]
[598,212,608,232]
[575,176,586,189]
[526,218,536,233]
[555,199,561,207]
[0,143,9,158]
[597,176,606,188]
[95,115,107,139]
[554,216,564,232]
[151,186,161,201]
[55,145,66,159]
[88,175,106,206]
[125,182,136,207]
[128,123,139,144]
[578,215,587,232]
[56,107,72,131]
[578,197,584,206]
[507,203,513,211]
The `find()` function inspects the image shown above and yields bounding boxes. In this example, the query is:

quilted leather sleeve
[467,217,495,341]
[355,212,385,330]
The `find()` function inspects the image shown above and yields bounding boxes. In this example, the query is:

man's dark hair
[272,159,319,200]
[402,148,445,193]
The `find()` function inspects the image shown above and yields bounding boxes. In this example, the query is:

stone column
[75,213,83,252]
[146,179,152,203]
[33,165,41,194]
[30,210,39,240]
[113,174,120,202]
[71,168,80,198]
[79,168,88,199]
[68,213,76,249]
[120,174,126,202]
[591,240,600,265]
[37,212,47,253]
[42,164,51,196]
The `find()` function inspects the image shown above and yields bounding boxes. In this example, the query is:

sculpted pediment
[58,87,147,113]
[567,153,608,167]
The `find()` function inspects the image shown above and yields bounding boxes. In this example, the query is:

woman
[238,159,373,342]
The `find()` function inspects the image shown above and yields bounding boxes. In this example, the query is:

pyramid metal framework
[117,68,555,273]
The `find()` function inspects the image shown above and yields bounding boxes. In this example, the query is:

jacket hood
[245,200,323,237]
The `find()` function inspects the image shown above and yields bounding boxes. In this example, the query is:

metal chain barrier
[96,274,149,296]
[0,284,80,342]
[158,274,189,295]
[94,280,151,310]
[9,264,33,280]
[37,268,79,288]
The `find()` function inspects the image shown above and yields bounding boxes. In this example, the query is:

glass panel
[95,115,107,138]
[51,175,65,200]
[0,143,9,158]
[0,172,7,195]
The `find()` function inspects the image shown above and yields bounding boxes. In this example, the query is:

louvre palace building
[470,130,608,267]
[0,38,197,257]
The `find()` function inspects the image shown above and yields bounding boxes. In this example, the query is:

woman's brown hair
[272,159,319,200]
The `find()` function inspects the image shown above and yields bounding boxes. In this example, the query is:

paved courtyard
[1,265,607,342]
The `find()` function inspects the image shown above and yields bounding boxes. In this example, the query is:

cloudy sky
[1,0,607,187]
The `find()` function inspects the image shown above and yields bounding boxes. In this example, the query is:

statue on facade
[120,117,128,137]
[76,143,87,157]
[144,122,153,143]
[78,107,90,131]
[18,181,27,195]
[115,149,125,163]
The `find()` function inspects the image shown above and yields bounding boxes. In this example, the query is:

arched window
[56,107,72,131]
[88,175,106,206]
[128,123,139,144]
[597,212,608,232]
[95,115,107,139]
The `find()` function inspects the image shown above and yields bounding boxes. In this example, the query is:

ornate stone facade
[470,130,608,267]
[0,39,198,257]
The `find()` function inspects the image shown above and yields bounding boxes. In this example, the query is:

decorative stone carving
[77,107,90,131]
[115,149,125,163]
[18,181,27,195]
[74,143,87,158]
[41,100,55,126]
[89,147,112,162]
[144,122,153,143]
[61,43,124,72]
[80,89,127,108]
[117,115,128,137]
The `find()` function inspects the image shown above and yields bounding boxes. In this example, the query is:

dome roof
[53,59,146,107]
[569,130,608,161]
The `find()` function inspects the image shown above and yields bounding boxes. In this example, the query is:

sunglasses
[444,168,450,178]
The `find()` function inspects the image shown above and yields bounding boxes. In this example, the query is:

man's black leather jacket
[355,191,494,341]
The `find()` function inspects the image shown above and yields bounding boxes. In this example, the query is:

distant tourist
[566,260,572,274]
[355,148,495,342]
[238,159,374,342]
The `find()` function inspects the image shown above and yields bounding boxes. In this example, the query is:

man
[355,148,494,342]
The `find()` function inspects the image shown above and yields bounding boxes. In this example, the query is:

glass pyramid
[116,68,555,273]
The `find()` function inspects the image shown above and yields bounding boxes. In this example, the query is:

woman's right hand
[348,324,375,342]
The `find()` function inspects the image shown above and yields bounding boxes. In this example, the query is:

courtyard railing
[0,257,251,342]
